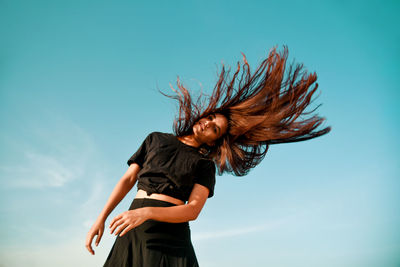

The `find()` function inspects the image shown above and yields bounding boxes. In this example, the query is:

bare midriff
[135,189,185,206]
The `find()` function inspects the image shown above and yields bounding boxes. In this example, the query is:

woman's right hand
[85,220,105,255]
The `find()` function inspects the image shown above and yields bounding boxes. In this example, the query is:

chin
[195,123,202,131]
[192,125,200,136]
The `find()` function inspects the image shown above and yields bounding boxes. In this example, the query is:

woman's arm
[85,163,140,255]
[109,183,209,237]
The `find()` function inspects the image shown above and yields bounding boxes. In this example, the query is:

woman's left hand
[109,207,151,237]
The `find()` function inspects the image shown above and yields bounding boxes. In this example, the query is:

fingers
[110,218,124,234]
[109,210,143,237]
[119,224,134,237]
[85,232,95,255]
[95,228,103,246]
[109,213,123,229]
[114,222,129,236]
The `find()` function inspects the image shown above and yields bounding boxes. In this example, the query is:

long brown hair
[161,46,331,176]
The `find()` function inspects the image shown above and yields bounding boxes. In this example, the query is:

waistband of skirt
[130,197,178,209]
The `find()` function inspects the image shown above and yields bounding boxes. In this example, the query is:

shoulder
[143,131,171,141]
[142,132,177,147]
[147,131,173,138]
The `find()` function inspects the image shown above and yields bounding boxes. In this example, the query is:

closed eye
[207,114,220,135]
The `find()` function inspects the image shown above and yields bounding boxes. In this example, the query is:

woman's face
[193,113,228,146]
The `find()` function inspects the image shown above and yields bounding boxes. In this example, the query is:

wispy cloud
[0,113,95,189]
[0,111,113,265]
[192,216,291,241]
[0,151,78,188]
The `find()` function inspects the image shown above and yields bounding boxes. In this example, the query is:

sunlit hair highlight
[161,46,331,176]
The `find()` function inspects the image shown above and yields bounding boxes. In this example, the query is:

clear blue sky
[1,0,399,266]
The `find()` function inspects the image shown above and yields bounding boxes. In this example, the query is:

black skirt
[104,198,199,267]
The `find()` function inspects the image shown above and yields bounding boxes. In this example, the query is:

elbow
[185,201,204,222]
[188,210,200,221]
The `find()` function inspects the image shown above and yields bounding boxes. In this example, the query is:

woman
[85,46,331,266]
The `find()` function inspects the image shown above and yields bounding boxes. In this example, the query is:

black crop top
[127,132,216,202]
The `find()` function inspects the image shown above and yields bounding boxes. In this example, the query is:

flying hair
[160,46,331,176]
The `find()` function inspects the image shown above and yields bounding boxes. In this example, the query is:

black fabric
[127,132,216,201]
[103,198,199,267]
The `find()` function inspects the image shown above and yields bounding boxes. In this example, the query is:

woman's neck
[177,135,201,148]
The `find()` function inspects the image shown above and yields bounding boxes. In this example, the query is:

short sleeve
[194,159,216,198]
[127,133,152,168]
